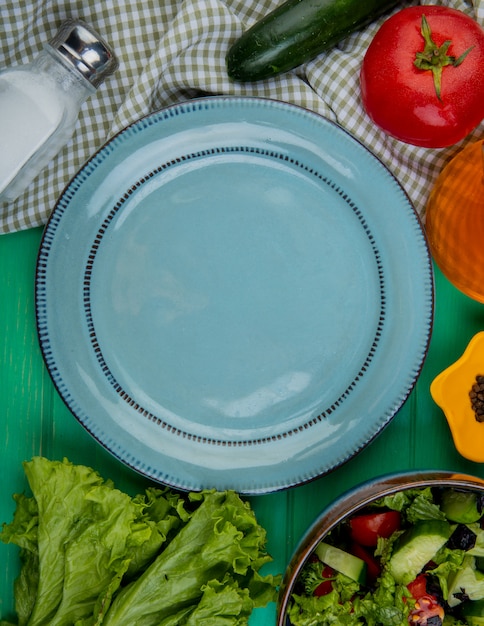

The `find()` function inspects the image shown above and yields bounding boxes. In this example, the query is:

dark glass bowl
[277,470,484,625]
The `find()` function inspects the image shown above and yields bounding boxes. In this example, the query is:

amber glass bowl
[425,140,484,303]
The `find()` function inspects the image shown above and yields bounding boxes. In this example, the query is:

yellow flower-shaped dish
[431,332,484,463]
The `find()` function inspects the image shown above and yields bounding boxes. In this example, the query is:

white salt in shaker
[0,19,118,204]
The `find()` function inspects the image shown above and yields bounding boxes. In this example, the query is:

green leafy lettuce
[288,569,411,626]
[0,457,279,626]
[376,487,446,523]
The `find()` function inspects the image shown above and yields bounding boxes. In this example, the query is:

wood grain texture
[1,227,484,624]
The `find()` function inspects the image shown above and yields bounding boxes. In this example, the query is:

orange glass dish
[431,332,484,462]
[425,140,484,303]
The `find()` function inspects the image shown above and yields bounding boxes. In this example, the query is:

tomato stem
[414,14,473,101]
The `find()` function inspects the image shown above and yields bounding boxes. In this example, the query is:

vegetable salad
[288,486,484,625]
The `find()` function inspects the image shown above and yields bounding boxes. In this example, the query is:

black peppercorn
[469,375,484,422]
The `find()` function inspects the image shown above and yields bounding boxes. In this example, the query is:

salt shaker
[0,19,118,204]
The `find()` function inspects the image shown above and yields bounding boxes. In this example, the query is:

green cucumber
[388,520,452,585]
[462,598,484,625]
[441,489,484,524]
[226,0,401,82]
[315,541,367,584]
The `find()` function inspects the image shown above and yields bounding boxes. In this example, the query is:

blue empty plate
[35,97,433,493]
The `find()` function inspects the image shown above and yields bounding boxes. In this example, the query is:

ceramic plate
[36,97,433,494]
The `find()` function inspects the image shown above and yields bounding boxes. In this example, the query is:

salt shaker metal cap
[48,19,119,88]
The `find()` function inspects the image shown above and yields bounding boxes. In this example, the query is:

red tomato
[360,6,484,147]
[350,542,381,581]
[313,565,335,596]
[406,575,445,623]
[407,574,428,600]
[408,594,445,625]
[349,510,401,546]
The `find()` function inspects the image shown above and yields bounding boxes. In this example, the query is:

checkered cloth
[1,0,483,233]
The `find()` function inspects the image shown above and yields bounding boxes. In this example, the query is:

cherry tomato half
[349,510,401,546]
[407,574,428,600]
[406,574,445,624]
[350,542,381,581]
[360,6,484,147]
[313,565,336,596]
[408,594,445,625]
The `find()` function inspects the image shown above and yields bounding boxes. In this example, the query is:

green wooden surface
[1,225,484,624]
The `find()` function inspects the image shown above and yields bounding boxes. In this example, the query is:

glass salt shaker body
[0,19,118,204]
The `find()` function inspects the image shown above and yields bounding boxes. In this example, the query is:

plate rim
[35,96,434,494]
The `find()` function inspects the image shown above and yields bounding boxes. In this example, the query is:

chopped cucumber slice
[388,519,451,584]
[441,489,483,524]
[462,597,484,625]
[315,541,367,584]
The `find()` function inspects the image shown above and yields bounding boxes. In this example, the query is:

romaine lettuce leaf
[1,493,39,625]
[288,566,411,625]
[101,490,277,626]
[0,458,279,626]
[377,487,445,523]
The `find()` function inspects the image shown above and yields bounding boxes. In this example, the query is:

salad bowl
[277,471,484,625]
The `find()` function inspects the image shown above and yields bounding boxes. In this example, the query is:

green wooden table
[2,224,484,624]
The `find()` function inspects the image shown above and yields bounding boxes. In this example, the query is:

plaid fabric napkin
[1,0,483,233]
